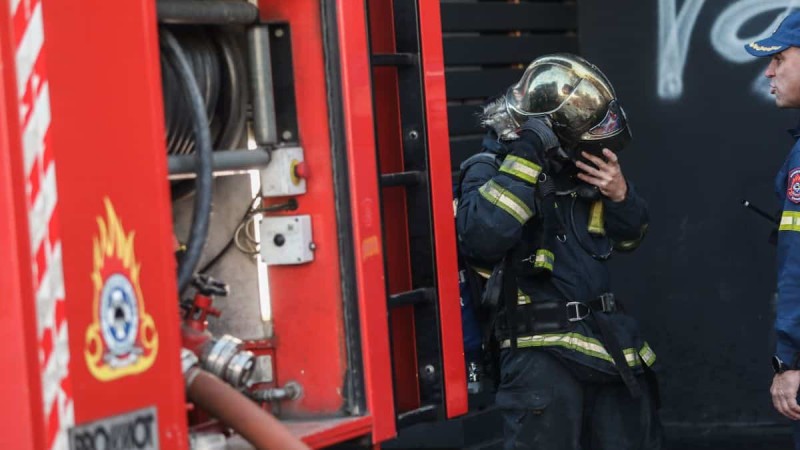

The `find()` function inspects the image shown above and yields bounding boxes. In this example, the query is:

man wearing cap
[745,11,800,443]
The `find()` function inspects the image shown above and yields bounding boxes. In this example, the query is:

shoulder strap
[455,152,503,199]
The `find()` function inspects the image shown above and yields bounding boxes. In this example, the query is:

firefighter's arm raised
[456,128,549,263]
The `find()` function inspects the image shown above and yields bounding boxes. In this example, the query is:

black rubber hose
[160,29,214,293]
[161,28,246,157]
[214,31,247,151]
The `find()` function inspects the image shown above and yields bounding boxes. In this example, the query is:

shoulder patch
[788,168,800,204]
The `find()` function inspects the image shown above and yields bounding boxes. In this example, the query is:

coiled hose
[161,27,247,155]
[160,27,248,293]
[160,29,215,294]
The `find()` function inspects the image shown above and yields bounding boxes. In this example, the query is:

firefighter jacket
[455,130,656,375]
[774,126,800,368]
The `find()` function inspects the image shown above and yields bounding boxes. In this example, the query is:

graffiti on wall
[658,0,798,101]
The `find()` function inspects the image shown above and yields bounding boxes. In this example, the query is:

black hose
[161,28,246,157]
[214,31,247,150]
[161,28,247,203]
[160,29,214,293]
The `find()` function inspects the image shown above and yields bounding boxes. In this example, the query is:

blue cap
[745,10,800,57]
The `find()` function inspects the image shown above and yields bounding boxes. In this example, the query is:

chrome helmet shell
[505,53,631,155]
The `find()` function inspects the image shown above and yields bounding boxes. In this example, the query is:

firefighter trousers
[496,348,663,450]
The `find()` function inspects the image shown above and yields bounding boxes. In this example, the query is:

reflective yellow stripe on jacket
[499,155,542,185]
[479,179,533,224]
[501,333,657,367]
[780,211,800,232]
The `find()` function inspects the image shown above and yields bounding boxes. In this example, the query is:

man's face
[766,47,800,108]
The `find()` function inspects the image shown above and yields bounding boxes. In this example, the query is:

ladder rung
[397,404,440,427]
[380,171,424,187]
[388,288,435,308]
[371,53,418,67]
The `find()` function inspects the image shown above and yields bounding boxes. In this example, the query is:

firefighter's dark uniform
[775,125,800,448]
[775,125,800,368]
[456,129,662,450]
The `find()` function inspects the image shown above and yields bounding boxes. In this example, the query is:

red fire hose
[185,365,309,450]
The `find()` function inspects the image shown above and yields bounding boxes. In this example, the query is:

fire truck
[0,0,519,448]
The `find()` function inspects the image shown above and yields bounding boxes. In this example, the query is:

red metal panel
[335,0,397,442]
[418,0,468,418]
[0,1,45,447]
[256,0,350,416]
[41,0,188,446]
[368,0,421,413]
[3,0,75,446]
[285,416,373,448]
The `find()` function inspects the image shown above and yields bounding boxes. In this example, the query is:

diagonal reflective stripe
[499,155,541,184]
[472,267,492,279]
[479,180,533,224]
[780,211,800,232]
[502,333,656,367]
[639,342,657,366]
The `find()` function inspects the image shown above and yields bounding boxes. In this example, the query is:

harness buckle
[566,302,591,322]
[599,293,616,312]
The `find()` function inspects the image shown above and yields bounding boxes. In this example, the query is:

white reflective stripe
[11,0,21,15]
[535,250,554,264]
[500,155,541,184]
[639,342,657,366]
[502,333,656,367]
[29,157,56,254]
[511,333,615,362]
[23,82,50,175]
[780,211,800,231]
[479,180,533,223]
[473,267,491,279]
[15,1,43,98]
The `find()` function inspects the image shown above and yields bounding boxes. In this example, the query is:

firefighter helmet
[504,53,631,156]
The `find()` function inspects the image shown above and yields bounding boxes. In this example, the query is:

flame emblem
[85,198,158,381]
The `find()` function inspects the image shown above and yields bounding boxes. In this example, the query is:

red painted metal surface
[418,0,468,418]
[367,0,421,414]
[256,0,351,417]
[0,1,45,447]
[284,416,373,448]
[6,0,76,446]
[335,0,397,442]
[41,0,188,446]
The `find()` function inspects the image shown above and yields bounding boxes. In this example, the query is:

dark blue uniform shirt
[774,124,800,366]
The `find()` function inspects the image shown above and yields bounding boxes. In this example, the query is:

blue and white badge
[100,273,141,365]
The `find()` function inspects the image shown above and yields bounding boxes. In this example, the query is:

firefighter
[744,11,800,448]
[455,54,662,449]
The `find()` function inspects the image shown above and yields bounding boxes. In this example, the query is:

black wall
[441,0,800,431]
[579,1,797,428]
[441,0,578,170]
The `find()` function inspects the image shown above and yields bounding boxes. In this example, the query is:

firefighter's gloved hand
[507,118,559,164]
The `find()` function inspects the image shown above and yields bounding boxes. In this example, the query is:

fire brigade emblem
[85,198,158,381]
[788,168,800,204]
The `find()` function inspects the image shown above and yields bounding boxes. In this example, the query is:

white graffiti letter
[658,0,706,100]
